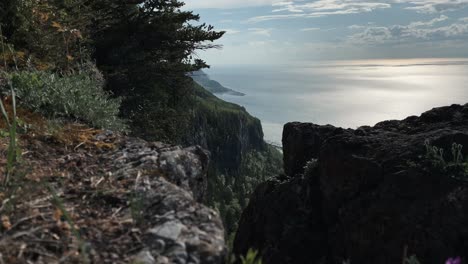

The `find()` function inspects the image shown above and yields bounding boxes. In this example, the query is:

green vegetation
[209,145,283,243]
[1,0,283,255]
[47,183,90,264]
[423,140,468,181]
[186,83,284,240]
[240,249,263,264]
[0,88,18,185]
[1,69,126,131]
[405,255,421,264]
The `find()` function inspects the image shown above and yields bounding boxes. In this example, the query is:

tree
[88,0,225,141]
[0,0,93,70]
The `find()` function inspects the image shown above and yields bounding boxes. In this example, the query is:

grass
[47,183,90,264]
[0,86,19,186]
[1,69,127,132]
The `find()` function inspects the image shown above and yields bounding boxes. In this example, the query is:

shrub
[1,69,126,131]
[423,140,468,182]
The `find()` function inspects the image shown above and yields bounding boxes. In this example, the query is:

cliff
[185,83,282,237]
[234,103,468,264]
[186,83,265,172]
[190,71,245,96]
[0,115,226,263]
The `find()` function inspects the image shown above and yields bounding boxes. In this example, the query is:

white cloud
[220,29,241,35]
[408,15,448,27]
[393,0,468,13]
[248,0,391,23]
[460,17,468,22]
[248,28,274,37]
[348,17,468,44]
[247,13,306,23]
[183,0,281,9]
[349,25,367,30]
[300,27,321,31]
[185,0,468,13]
[272,1,305,12]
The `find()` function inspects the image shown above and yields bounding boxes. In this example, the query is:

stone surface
[0,127,226,264]
[234,104,468,264]
[101,136,226,263]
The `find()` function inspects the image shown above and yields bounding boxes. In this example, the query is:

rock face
[0,128,225,264]
[104,136,226,263]
[186,83,265,173]
[234,104,468,264]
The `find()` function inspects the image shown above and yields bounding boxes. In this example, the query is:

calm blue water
[205,59,468,145]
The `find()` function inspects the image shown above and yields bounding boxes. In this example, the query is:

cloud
[272,1,305,12]
[300,27,321,31]
[183,0,281,9]
[348,16,468,44]
[460,17,468,22]
[247,14,306,23]
[220,29,241,35]
[393,0,468,13]
[185,0,468,14]
[349,25,367,30]
[247,0,391,23]
[407,15,449,27]
[248,28,274,37]
[243,0,468,23]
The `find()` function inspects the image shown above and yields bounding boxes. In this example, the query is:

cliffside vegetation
[0,0,282,248]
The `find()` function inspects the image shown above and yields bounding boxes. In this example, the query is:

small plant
[47,183,90,264]
[405,255,421,264]
[0,87,19,186]
[423,140,468,182]
[425,140,447,169]
[240,249,263,264]
[130,192,145,225]
[1,69,127,131]
[446,257,462,264]
[303,158,319,176]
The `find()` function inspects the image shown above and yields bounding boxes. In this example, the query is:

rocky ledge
[234,104,468,264]
[0,125,225,263]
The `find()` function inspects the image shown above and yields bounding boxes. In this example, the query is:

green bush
[423,141,468,181]
[1,69,127,131]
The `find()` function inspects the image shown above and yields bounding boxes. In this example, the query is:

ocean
[205,58,468,146]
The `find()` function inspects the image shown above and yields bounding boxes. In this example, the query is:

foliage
[304,158,319,176]
[88,0,225,141]
[423,140,468,182]
[240,249,263,264]
[405,255,421,264]
[1,69,126,131]
[47,183,90,263]
[0,87,19,185]
[209,144,283,240]
[0,0,93,71]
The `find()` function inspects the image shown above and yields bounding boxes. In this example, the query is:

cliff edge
[234,103,468,264]
[0,117,226,263]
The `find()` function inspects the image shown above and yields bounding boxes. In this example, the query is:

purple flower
[446,257,462,264]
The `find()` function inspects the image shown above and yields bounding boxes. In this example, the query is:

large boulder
[234,104,468,264]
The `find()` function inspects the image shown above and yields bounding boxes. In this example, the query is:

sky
[182,0,468,65]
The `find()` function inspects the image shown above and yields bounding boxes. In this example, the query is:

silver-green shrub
[1,69,127,131]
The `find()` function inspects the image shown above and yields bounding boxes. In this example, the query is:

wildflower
[446,257,462,264]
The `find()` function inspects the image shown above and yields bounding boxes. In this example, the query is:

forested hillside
[0,0,282,249]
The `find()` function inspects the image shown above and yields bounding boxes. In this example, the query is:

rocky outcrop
[185,83,265,173]
[234,104,468,264]
[0,126,225,264]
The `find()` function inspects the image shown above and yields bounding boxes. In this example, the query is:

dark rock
[282,122,345,177]
[234,103,468,264]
